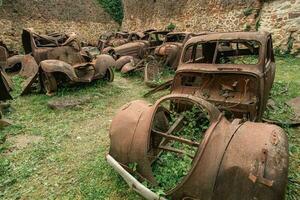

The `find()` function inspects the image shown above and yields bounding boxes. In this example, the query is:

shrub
[243,7,253,17]
[96,0,124,25]
[244,24,251,31]
[166,23,176,31]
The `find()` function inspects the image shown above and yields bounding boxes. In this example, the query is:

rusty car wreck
[107,94,288,200]
[109,30,170,62]
[171,32,276,121]
[20,28,115,95]
[107,32,288,199]
[147,31,276,121]
[98,31,146,53]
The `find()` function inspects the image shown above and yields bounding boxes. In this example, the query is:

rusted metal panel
[154,32,206,70]
[107,30,170,61]
[108,94,288,199]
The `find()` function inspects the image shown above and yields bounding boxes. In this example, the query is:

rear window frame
[181,39,263,66]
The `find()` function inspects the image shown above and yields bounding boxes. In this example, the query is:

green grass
[0,56,300,199]
[264,55,300,200]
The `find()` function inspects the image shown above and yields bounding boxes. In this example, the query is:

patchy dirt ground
[0,56,300,199]
[7,135,43,150]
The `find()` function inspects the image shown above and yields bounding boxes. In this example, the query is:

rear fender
[19,54,39,78]
[40,59,78,81]
[94,55,116,78]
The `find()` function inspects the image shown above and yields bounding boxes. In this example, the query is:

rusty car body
[154,32,202,69]
[98,31,146,52]
[20,28,115,95]
[169,31,275,121]
[107,30,170,60]
[107,94,288,199]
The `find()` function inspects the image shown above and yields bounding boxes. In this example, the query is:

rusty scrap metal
[106,30,170,60]
[20,28,115,95]
[115,56,133,70]
[98,31,147,53]
[171,31,276,121]
[154,32,205,70]
[108,94,289,200]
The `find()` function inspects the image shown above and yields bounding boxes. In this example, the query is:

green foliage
[255,18,261,31]
[96,0,124,25]
[128,163,138,172]
[243,7,253,16]
[244,23,251,31]
[264,82,295,122]
[263,56,300,200]
[151,106,209,192]
[173,106,209,141]
[152,152,192,192]
[286,35,294,54]
[166,23,176,31]
[152,67,175,85]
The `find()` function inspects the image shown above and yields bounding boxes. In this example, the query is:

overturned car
[20,28,115,95]
[107,94,288,199]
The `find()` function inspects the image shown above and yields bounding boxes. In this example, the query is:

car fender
[7,54,24,70]
[19,54,39,78]
[94,55,116,78]
[40,59,78,81]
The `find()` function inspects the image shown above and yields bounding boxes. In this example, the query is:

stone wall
[0,0,119,51]
[122,0,300,54]
[260,0,300,54]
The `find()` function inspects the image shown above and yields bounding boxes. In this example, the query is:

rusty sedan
[20,28,115,95]
[171,32,276,121]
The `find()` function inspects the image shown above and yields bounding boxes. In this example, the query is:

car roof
[185,31,270,46]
